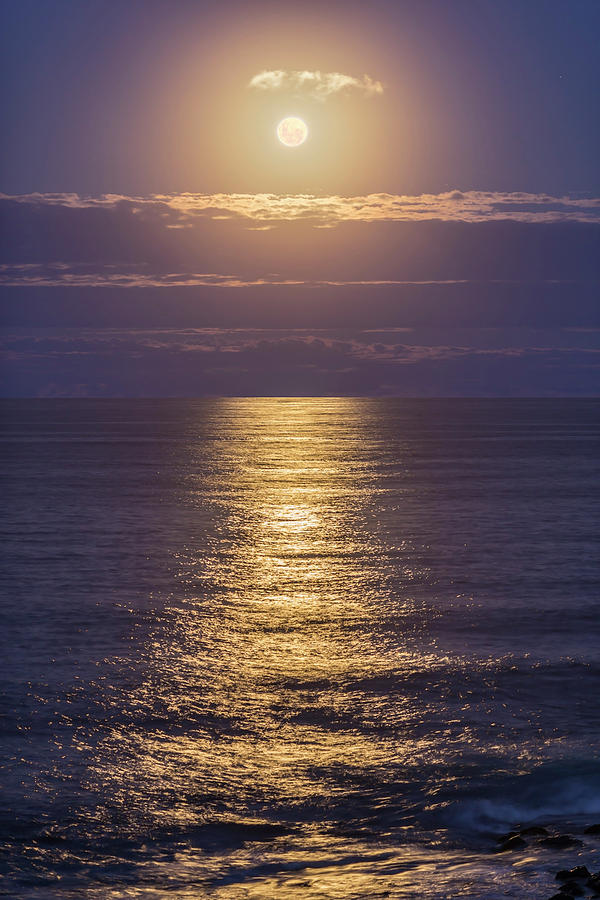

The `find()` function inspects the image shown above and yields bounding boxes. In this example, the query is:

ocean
[1,398,599,899]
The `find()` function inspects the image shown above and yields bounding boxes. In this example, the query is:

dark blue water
[1,399,599,898]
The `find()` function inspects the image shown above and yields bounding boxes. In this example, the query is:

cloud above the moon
[248,69,384,100]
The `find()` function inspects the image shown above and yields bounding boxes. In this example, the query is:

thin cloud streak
[4,327,598,363]
[0,264,301,289]
[248,69,384,100]
[0,264,583,289]
[3,191,599,225]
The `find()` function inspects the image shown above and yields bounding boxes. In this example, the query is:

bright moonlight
[277,117,308,147]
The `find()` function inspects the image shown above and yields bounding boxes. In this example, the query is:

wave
[442,760,600,834]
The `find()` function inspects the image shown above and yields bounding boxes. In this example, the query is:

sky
[1,0,599,397]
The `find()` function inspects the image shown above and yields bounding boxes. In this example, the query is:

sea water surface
[1,398,599,899]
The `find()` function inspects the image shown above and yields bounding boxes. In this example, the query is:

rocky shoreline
[494,823,600,898]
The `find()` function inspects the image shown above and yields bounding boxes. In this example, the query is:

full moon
[277,117,308,147]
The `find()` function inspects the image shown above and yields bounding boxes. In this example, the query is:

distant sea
[1,398,600,899]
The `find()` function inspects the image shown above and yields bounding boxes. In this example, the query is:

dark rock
[541,834,580,849]
[497,829,518,842]
[585,824,600,835]
[588,874,600,894]
[548,893,575,900]
[495,834,527,852]
[520,825,549,836]
[35,826,67,844]
[556,866,590,881]
[559,880,584,896]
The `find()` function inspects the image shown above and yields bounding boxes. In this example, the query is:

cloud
[0,263,593,290]
[0,263,304,289]
[3,327,599,398]
[248,69,384,100]
[1,198,598,292]
[0,263,514,289]
[3,191,598,225]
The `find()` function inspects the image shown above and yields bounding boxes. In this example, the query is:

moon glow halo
[277,117,308,147]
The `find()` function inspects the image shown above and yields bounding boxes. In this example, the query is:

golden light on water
[277,116,308,147]
[86,400,446,897]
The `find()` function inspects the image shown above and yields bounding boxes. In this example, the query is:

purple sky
[1,0,598,396]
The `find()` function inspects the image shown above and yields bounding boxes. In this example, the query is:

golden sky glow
[127,14,399,195]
